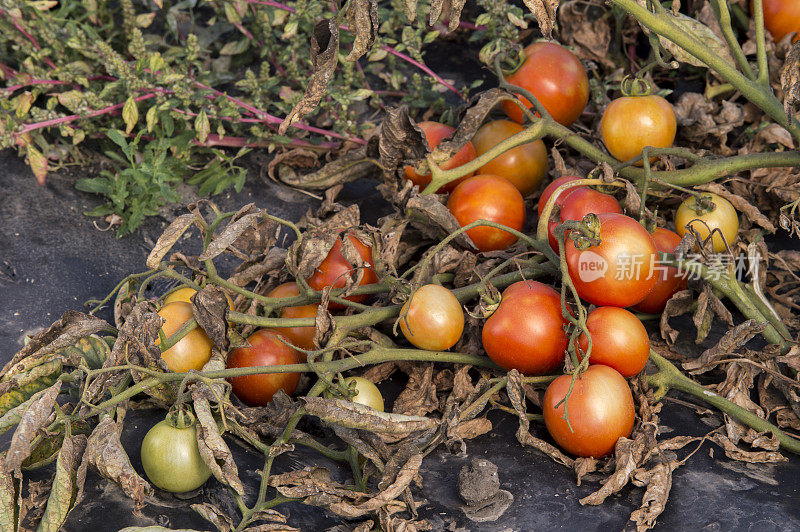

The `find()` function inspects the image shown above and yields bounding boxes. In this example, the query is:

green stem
[648,350,800,454]
[711,0,754,79]
[752,0,770,87]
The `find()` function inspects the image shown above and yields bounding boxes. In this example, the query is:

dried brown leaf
[192,285,230,350]
[781,41,800,119]
[4,380,61,472]
[193,396,245,496]
[629,460,677,531]
[392,364,438,417]
[280,20,340,134]
[38,434,88,532]
[660,289,694,344]
[145,213,197,270]
[683,319,766,374]
[522,0,559,39]
[345,0,378,62]
[84,416,152,509]
[303,397,438,434]
[199,211,261,261]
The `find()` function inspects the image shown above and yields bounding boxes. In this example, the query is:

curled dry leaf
[0,459,15,531]
[710,433,786,463]
[192,395,245,497]
[145,213,197,270]
[781,41,800,120]
[302,397,438,435]
[629,460,677,532]
[1,310,110,379]
[683,319,767,374]
[391,364,438,417]
[692,284,734,343]
[558,0,614,67]
[199,210,261,261]
[522,0,559,39]
[505,371,573,467]
[37,434,89,532]
[345,0,378,62]
[279,19,340,134]
[580,436,648,506]
[659,289,693,343]
[433,89,510,165]
[192,285,230,350]
[405,193,475,249]
[191,501,234,532]
[84,416,152,509]
[4,380,61,473]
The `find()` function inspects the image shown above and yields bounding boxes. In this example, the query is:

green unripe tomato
[140,410,212,493]
[343,377,384,412]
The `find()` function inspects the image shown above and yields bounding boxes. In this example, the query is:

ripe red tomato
[399,284,464,351]
[757,0,800,43]
[482,281,568,375]
[548,188,623,251]
[601,94,676,164]
[156,301,213,373]
[543,365,635,458]
[226,329,301,406]
[565,213,658,307]
[631,228,688,314]
[471,120,548,196]
[447,175,526,252]
[502,42,589,127]
[674,193,739,253]
[306,234,378,310]
[403,121,477,192]
[577,306,650,377]
[267,282,318,355]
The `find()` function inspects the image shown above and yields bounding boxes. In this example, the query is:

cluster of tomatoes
[141,40,745,492]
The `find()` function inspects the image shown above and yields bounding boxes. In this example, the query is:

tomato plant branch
[710,0,755,79]
[647,349,800,454]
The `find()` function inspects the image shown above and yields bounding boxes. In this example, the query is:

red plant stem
[14,93,158,135]
[241,0,464,98]
[0,9,57,70]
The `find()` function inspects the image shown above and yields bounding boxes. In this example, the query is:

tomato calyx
[620,75,652,97]
[560,214,602,251]
[165,406,197,430]
[466,282,502,319]
[689,193,718,215]
[485,42,527,76]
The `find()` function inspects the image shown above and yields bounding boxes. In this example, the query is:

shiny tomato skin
[343,377,385,411]
[502,42,590,127]
[140,416,212,493]
[577,306,650,377]
[306,234,378,309]
[403,121,477,192]
[226,329,301,406]
[565,213,658,307]
[267,282,318,355]
[549,188,623,251]
[631,228,688,314]
[156,301,214,373]
[472,120,548,196]
[601,95,677,164]
[482,281,568,375]
[400,284,465,350]
[674,193,739,253]
[543,365,635,458]
[537,176,586,220]
[447,175,526,252]
[757,0,800,42]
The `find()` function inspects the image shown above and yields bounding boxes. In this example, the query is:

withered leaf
[302,397,438,434]
[376,107,427,178]
[710,433,787,463]
[276,146,380,190]
[632,0,735,68]
[268,467,355,499]
[781,41,800,120]
[84,416,152,509]
[192,285,230,350]
[328,453,423,518]
[193,396,245,496]
[38,434,88,532]
[447,0,467,31]
[145,213,197,270]
[279,20,339,134]
[434,89,510,166]
[0,455,16,531]
[1,311,110,378]
[450,417,492,441]
[405,194,474,249]
[191,502,234,532]
[392,364,438,417]
[403,0,417,21]
[580,437,646,505]
[522,0,559,39]
[5,380,61,472]
[683,319,766,374]
[345,0,378,62]
[660,289,694,344]
[199,210,261,261]
[229,246,287,287]
[506,371,573,467]
[629,460,677,531]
